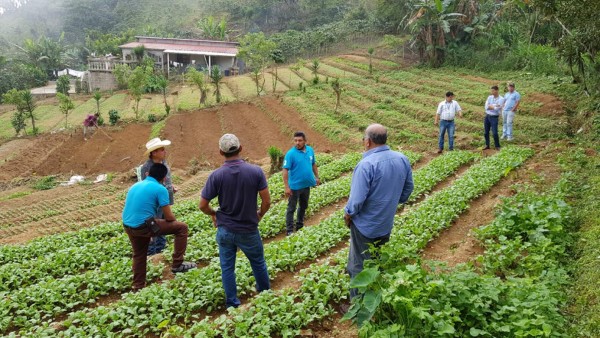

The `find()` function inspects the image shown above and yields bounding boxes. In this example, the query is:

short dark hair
[446,91,454,97]
[223,148,241,158]
[148,163,168,181]
[491,85,499,90]
[366,128,387,145]
[293,131,306,140]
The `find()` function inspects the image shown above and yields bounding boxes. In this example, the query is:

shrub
[56,75,71,95]
[33,176,57,190]
[147,114,157,122]
[75,79,83,94]
[108,109,120,125]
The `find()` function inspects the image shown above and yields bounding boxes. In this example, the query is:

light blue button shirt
[344,145,414,238]
[503,91,521,112]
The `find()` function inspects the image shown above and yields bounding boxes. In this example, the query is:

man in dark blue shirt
[122,163,196,291]
[282,131,320,236]
[199,134,271,308]
[344,124,414,300]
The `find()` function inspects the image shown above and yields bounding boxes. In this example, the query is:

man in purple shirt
[199,134,271,308]
[344,124,414,300]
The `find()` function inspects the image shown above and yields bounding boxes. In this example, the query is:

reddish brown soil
[529,92,564,117]
[0,97,341,183]
[34,123,152,176]
[260,96,339,153]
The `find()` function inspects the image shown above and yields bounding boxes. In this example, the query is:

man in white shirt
[484,85,505,150]
[434,91,462,154]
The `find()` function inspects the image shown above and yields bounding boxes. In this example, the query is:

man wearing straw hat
[140,137,177,255]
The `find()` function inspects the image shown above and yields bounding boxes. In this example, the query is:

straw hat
[144,137,171,155]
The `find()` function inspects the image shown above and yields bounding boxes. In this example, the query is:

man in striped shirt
[434,91,462,154]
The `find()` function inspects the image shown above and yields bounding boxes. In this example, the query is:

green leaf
[349,268,379,288]
[470,327,487,336]
[157,319,170,329]
[362,289,382,313]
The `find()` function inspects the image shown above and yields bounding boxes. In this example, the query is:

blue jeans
[438,120,455,150]
[502,110,515,139]
[484,114,500,148]
[286,187,310,232]
[216,227,270,308]
[347,223,389,299]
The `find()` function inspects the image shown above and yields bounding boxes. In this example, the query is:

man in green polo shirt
[122,163,196,291]
[282,131,320,236]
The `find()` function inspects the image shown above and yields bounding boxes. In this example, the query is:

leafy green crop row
[174,249,350,338]
[34,210,351,337]
[344,146,535,329]
[0,258,163,334]
[353,177,571,338]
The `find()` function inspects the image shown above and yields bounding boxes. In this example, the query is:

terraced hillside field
[0,54,575,337]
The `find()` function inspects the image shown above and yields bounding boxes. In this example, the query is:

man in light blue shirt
[283,131,320,236]
[344,124,414,299]
[502,82,521,141]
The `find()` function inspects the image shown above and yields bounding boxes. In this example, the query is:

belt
[442,119,454,122]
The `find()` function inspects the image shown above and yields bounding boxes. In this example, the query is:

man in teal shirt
[282,131,320,236]
[122,163,196,291]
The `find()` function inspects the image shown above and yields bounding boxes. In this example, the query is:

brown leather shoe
[437,149,443,154]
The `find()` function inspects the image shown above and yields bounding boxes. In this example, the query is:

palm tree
[210,66,224,103]
[310,59,320,84]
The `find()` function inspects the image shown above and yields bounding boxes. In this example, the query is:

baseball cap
[219,134,240,154]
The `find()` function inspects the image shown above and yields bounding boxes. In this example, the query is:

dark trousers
[484,114,500,148]
[347,223,390,298]
[124,219,188,289]
[285,187,310,232]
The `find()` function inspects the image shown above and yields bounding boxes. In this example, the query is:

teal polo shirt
[283,145,316,190]
[122,177,170,227]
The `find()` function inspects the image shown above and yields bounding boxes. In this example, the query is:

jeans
[484,114,500,148]
[502,110,515,139]
[124,219,188,290]
[438,120,455,150]
[285,187,310,232]
[147,235,167,255]
[347,223,390,299]
[216,227,270,308]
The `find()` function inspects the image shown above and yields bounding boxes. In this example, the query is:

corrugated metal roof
[120,42,238,55]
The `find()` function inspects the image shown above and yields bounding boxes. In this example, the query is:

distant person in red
[83,113,99,140]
